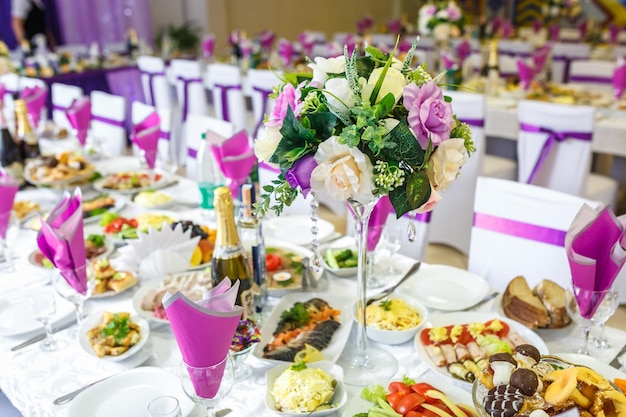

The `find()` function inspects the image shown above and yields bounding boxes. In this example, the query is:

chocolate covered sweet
[515,344,541,368]
[490,352,517,386]
[510,368,540,396]
[484,384,526,417]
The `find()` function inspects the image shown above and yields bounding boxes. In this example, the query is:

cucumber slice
[325,248,340,269]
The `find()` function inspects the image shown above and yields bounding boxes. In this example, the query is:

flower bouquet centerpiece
[253,38,474,385]
[418,1,465,42]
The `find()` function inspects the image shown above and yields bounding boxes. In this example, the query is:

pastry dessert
[533,279,571,329]
[502,276,550,329]
[92,259,136,295]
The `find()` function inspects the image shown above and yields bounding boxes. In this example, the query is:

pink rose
[447,5,462,21]
[416,182,441,213]
[266,83,302,127]
[404,82,454,149]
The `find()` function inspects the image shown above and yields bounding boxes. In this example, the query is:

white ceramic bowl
[78,310,150,362]
[319,236,358,277]
[265,360,347,416]
[359,293,429,345]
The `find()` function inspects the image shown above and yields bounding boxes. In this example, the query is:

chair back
[137,56,172,110]
[247,69,281,139]
[103,42,126,55]
[498,40,532,78]
[51,83,83,130]
[428,91,486,254]
[468,176,600,291]
[517,100,594,198]
[90,90,127,156]
[568,59,615,92]
[130,101,173,168]
[206,63,246,132]
[551,42,591,84]
[185,114,234,180]
[0,73,21,123]
[170,59,207,121]
[413,37,437,72]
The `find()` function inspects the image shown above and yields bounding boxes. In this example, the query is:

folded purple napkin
[613,65,626,99]
[517,59,535,90]
[203,35,215,59]
[131,111,161,170]
[278,38,294,67]
[209,130,256,197]
[0,172,19,240]
[20,85,47,128]
[65,97,91,147]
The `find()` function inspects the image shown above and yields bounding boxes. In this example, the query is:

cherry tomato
[386,392,406,412]
[388,381,412,394]
[411,382,438,397]
[265,254,282,272]
[397,393,426,414]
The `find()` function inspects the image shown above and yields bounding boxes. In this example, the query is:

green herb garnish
[280,302,309,326]
[379,299,392,311]
[100,313,130,345]
[402,375,416,386]
[290,361,307,371]
[87,234,105,247]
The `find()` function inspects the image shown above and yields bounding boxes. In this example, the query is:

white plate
[493,293,573,330]
[265,361,347,416]
[404,264,490,311]
[67,367,194,417]
[93,172,176,195]
[341,377,472,417]
[132,283,170,325]
[319,236,358,277]
[28,239,114,269]
[264,215,335,246]
[265,238,324,296]
[253,293,353,365]
[131,190,176,210]
[414,312,549,385]
[78,310,150,362]
[0,289,75,337]
[83,194,126,224]
[554,353,626,380]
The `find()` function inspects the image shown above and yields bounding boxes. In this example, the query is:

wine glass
[147,395,182,417]
[0,210,20,273]
[565,284,618,355]
[179,355,234,417]
[28,287,64,352]
[380,225,402,274]
[229,344,255,379]
[52,265,95,334]
[592,288,619,349]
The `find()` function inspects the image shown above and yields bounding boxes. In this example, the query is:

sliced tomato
[388,381,412,394]
[484,319,510,338]
[386,392,406,412]
[406,411,427,417]
[421,408,445,417]
[397,393,426,414]
[411,382,438,397]
[419,328,433,346]
[265,253,282,272]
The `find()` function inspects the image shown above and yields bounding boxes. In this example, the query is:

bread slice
[533,279,571,328]
[107,271,138,293]
[502,276,550,329]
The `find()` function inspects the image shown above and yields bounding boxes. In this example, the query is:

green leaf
[270,107,316,167]
[281,72,313,86]
[389,171,431,218]
[306,112,338,139]
[355,56,375,79]
[381,118,425,167]
[444,95,452,103]
[373,93,396,119]
[365,45,387,61]
[368,37,399,106]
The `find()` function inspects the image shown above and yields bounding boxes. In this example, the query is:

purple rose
[285,155,317,197]
[404,82,454,149]
[266,83,301,128]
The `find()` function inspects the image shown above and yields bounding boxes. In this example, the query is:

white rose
[308,56,345,87]
[311,136,376,203]
[323,77,357,118]
[436,9,449,20]
[254,126,282,163]
[391,57,404,71]
[361,67,406,106]
[426,138,468,191]
[433,23,452,41]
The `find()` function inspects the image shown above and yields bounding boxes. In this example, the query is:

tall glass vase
[337,197,398,386]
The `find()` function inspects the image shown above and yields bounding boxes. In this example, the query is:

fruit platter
[23,151,95,187]
[93,171,174,194]
[472,345,626,417]
[82,194,124,223]
[100,211,176,241]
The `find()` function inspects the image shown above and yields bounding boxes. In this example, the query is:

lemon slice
[294,344,324,363]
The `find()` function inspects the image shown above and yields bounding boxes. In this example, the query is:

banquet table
[2,155,626,417]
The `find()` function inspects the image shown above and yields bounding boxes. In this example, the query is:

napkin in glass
[131,111,161,170]
[0,171,19,239]
[36,188,88,294]
[613,64,626,100]
[532,45,550,74]
[549,24,560,41]
[65,97,91,147]
[209,130,256,197]
[456,39,472,63]
[277,38,294,67]
[203,34,215,59]
[565,204,626,318]
[609,23,621,45]
[20,85,47,128]
[163,278,243,397]
[517,59,534,91]
[258,30,275,52]
[0,84,6,102]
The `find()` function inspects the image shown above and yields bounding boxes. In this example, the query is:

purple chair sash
[252,86,273,138]
[187,147,197,159]
[473,212,566,246]
[413,211,431,223]
[568,74,613,84]
[552,55,586,82]
[519,122,592,184]
[214,83,242,122]
[160,131,170,141]
[141,70,165,107]
[52,104,68,111]
[258,161,281,174]
[459,118,484,128]
[177,76,203,122]
[91,114,124,127]
[499,51,532,58]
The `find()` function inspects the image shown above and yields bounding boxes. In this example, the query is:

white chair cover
[568,59,615,93]
[450,38,482,75]
[550,42,591,84]
[130,101,172,168]
[428,91,488,254]
[369,34,395,50]
[246,69,281,139]
[90,90,127,156]
[559,28,582,43]
[0,73,20,123]
[137,56,173,110]
[185,114,234,180]
[170,59,207,121]
[51,83,83,130]
[413,37,436,72]
[497,40,532,78]
[205,63,247,132]
[517,100,617,209]
[468,176,601,291]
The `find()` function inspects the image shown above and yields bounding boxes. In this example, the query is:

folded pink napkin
[533,19,542,34]
[0,84,6,102]
[0,172,19,240]
[578,21,588,39]
[258,30,275,52]
[549,24,560,41]
[240,39,253,59]
[517,59,535,90]
[278,38,294,67]
[456,40,472,63]
[131,111,161,170]
[65,97,91,146]
[209,130,256,197]
[344,34,357,56]
[532,45,550,74]
[388,19,402,35]
[203,35,215,59]
[36,188,87,294]
[20,85,47,128]
[500,20,515,39]
[609,23,621,45]
[163,278,243,397]
[398,37,412,54]
[613,65,626,99]
[367,196,393,252]
[442,53,457,70]
[565,204,626,318]
[298,32,316,57]
[492,17,502,36]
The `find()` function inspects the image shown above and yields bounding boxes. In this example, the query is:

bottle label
[198,182,221,209]
[240,286,254,319]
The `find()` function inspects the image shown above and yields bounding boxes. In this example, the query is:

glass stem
[74,302,84,326]
[581,325,591,355]
[206,406,216,417]
[3,242,14,272]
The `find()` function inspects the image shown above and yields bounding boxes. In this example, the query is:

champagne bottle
[484,39,500,97]
[237,184,266,317]
[0,100,24,184]
[212,186,254,318]
[14,99,40,160]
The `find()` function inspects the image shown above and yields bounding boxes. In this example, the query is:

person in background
[11,0,56,51]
